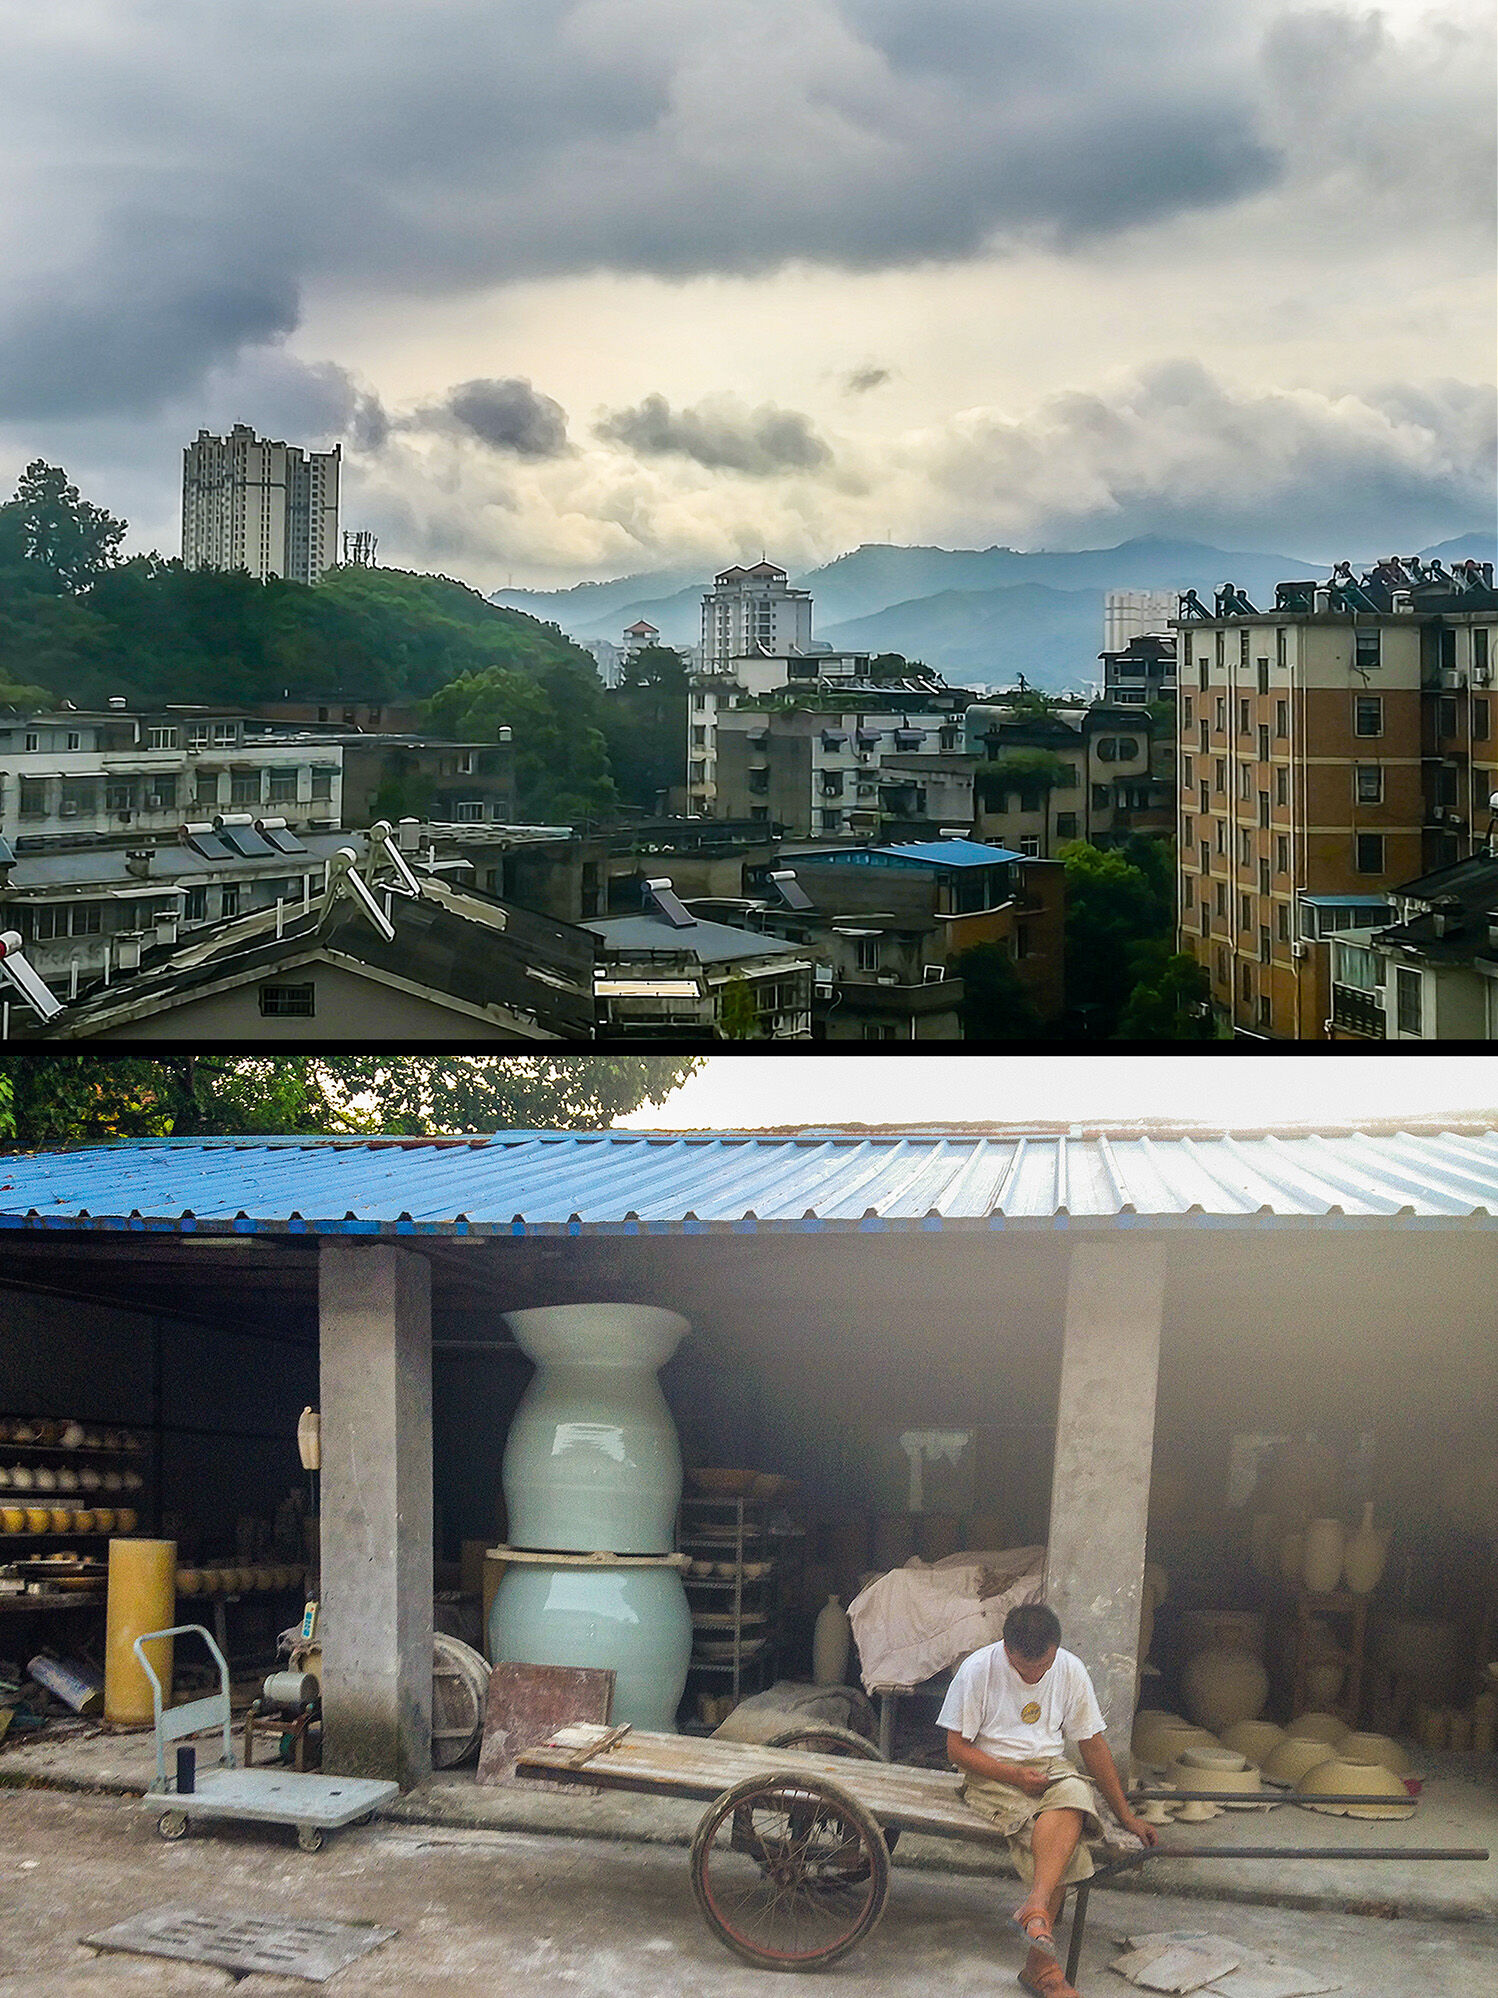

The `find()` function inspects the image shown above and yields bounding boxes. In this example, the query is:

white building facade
[700,562,813,670]
[182,424,341,584]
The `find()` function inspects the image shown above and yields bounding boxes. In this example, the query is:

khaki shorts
[958,1757,1104,1887]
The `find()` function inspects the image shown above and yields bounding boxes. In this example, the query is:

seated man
[938,1600,1157,1998]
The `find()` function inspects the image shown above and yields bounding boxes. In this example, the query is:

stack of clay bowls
[1294,1746,1415,1819]
[1166,1742,1268,1810]
[1219,1719,1287,1768]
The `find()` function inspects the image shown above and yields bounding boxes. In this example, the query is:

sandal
[1017,1967,1079,1998]
[1009,1910,1058,1956]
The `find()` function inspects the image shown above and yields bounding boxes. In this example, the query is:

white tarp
[847,1546,1047,1690]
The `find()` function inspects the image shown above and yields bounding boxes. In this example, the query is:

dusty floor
[0,1787,1493,1998]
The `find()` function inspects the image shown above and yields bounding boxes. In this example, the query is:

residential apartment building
[699,561,813,670]
[1104,590,1178,653]
[687,650,876,812]
[714,689,970,838]
[1101,633,1177,706]
[586,882,813,1039]
[1327,851,1498,1042]
[1175,559,1498,1039]
[961,700,1170,854]
[182,424,341,584]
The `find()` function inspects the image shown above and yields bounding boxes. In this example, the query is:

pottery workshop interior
[4,1148,1498,1786]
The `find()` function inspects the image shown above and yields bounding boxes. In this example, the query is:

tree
[717,980,760,1040]
[1058,842,1173,1039]
[975,748,1072,851]
[424,664,618,824]
[1114,946,1218,1040]
[602,644,690,813]
[0,1056,702,1144]
[952,942,1045,1039]
[4,461,126,592]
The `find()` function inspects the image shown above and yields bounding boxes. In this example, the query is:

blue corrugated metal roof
[1,1128,1496,1236]
[873,840,1024,868]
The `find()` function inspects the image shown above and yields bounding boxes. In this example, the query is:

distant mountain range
[492,533,1496,688]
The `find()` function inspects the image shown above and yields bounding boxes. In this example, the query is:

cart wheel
[156,1811,189,1841]
[297,1826,325,1853]
[691,1771,889,1971]
[763,1729,900,1855]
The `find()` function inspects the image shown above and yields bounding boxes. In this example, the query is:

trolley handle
[132,1623,235,1793]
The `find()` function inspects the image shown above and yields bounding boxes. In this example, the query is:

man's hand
[1120,1811,1159,1847]
[1011,1766,1052,1799]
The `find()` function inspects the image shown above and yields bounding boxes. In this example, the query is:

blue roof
[802,840,1024,870]
[1299,894,1396,907]
[0,1128,1496,1237]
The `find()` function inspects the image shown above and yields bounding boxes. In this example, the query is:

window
[1239,630,1250,669]
[1256,659,1269,694]
[1238,698,1251,736]
[855,937,879,972]
[1092,783,1110,809]
[1475,698,1490,742]
[1183,697,1193,727]
[1277,902,1290,942]
[455,751,476,775]
[1258,791,1270,829]
[1215,820,1225,855]
[148,726,177,750]
[1260,926,1271,965]
[1477,629,1491,676]
[1199,841,1210,877]
[1215,632,1225,669]
[1276,834,1289,875]
[1198,655,1209,692]
[1240,961,1253,1002]
[1355,764,1383,804]
[1215,697,1226,732]
[1258,725,1270,762]
[183,887,208,923]
[1183,876,1193,908]
[1019,834,1041,856]
[1239,765,1252,801]
[1258,859,1270,896]
[60,779,95,816]
[821,808,843,833]
[229,770,261,806]
[1215,759,1225,792]
[1239,892,1252,932]
[1055,812,1077,839]
[1276,628,1287,668]
[220,884,240,918]
[144,775,177,811]
[1199,780,1210,817]
[456,801,485,822]
[1355,832,1384,873]
[1239,829,1252,867]
[1258,995,1273,1029]
[1354,629,1381,673]
[1216,945,1228,982]
[691,726,707,748]
[194,770,219,807]
[260,984,315,1018]
[66,730,82,751]
[1275,699,1288,739]
[105,780,136,813]
[24,730,39,752]
[1182,755,1194,788]
[212,722,236,747]
[1275,766,1289,807]
[1354,695,1383,738]
[1396,966,1422,1036]
[749,805,769,822]
[1201,903,1210,937]
[310,767,335,802]
[1199,720,1209,752]
[267,767,298,803]
[1437,696,1458,740]
[1096,737,1117,763]
[1215,881,1227,916]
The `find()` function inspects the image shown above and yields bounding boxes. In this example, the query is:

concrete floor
[2,1786,1495,1998]
[5,1723,1496,1924]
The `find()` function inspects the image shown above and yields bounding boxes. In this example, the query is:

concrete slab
[2,1786,1494,1998]
[4,1726,1495,1924]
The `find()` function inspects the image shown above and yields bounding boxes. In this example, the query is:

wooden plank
[476,1665,615,1787]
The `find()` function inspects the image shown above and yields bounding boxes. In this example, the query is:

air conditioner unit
[1441,669,1466,691]
[1291,941,1309,960]
[922,964,946,982]
[1475,666,1492,686]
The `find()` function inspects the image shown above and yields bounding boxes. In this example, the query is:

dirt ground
[1,1787,1493,1998]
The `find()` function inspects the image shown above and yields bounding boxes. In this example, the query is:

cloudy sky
[1,0,1492,588]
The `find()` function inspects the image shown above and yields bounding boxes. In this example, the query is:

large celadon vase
[494,1303,693,1731]
[489,1560,693,1731]
[502,1304,688,1553]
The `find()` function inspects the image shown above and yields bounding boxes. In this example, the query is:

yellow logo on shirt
[1021,1701,1041,1724]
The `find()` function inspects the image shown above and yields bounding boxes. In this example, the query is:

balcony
[1330,984,1386,1039]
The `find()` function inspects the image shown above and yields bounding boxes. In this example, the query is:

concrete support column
[1045,1236,1166,1756]
[319,1241,432,1787]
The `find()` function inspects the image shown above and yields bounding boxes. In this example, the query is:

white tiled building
[699,562,813,670]
[182,424,341,584]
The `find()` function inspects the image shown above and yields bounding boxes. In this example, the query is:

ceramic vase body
[1342,1503,1389,1595]
[1302,1518,1345,1595]
[1181,1645,1270,1733]
[502,1305,688,1553]
[1306,1660,1345,1709]
[488,1562,692,1730]
[813,1595,851,1686]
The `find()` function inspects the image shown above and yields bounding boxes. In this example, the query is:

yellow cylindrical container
[104,1537,176,1724]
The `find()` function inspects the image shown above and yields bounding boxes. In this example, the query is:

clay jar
[1302,1518,1346,1596]
[1342,1503,1390,1595]
[1182,1645,1270,1734]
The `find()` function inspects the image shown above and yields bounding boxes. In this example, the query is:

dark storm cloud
[845,366,891,394]
[595,394,833,476]
[0,0,1301,420]
[419,378,570,457]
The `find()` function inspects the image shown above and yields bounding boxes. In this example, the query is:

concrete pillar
[1044,1236,1165,1754]
[318,1241,433,1787]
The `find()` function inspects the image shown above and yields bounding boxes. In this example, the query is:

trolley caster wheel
[156,1811,189,1841]
[297,1826,325,1853]
[351,1812,376,1827]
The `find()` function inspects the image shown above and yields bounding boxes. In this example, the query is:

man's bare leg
[1014,1807,1083,1953]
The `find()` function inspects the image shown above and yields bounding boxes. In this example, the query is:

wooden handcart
[516,1720,1138,1976]
[518,1724,1491,1981]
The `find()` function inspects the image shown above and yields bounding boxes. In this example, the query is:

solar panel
[643,877,697,929]
[264,827,307,855]
[767,869,812,911]
[186,833,232,860]
[221,825,274,857]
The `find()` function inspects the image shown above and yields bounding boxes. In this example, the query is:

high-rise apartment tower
[700,561,813,670]
[182,424,341,584]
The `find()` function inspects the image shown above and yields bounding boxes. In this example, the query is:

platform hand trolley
[516,1723,1491,1979]
[135,1624,398,1854]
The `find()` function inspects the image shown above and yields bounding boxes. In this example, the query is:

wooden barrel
[432,1633,489,1768]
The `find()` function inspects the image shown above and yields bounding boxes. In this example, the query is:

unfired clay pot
[1219,1719,1286,1767]
[1306,1660,1345,1709]
[1284,1710,1349,1746]
[1183,1644,1270,1733]
[1342,1503,1390,1595]
[1302,1517,1346,1595]
[1338,1731,1412,1777]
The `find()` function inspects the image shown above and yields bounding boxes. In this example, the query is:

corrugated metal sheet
[1,1128,1498,1234]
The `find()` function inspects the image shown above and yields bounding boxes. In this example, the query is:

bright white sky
[616,1054,1498,1129]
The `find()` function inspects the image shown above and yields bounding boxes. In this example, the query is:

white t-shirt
[937,1642,1106,1763]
